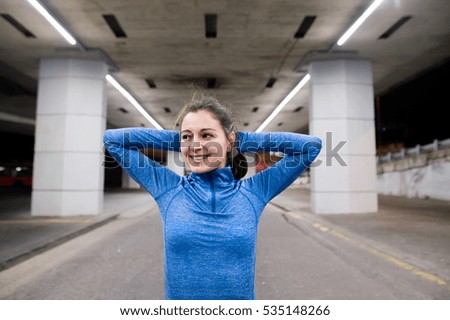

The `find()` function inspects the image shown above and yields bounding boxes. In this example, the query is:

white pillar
[31,59,107,216]
[122,170,141,189]
[166,150,185,176]
[309,59,378,214]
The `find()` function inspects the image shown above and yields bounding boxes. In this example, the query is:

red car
[0,163,32,187]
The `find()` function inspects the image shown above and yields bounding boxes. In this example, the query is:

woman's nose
[190,137,203,150]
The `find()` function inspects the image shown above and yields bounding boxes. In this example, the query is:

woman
[103,95,322,300]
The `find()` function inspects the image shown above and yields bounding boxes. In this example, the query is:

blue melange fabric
[103,128,322,300]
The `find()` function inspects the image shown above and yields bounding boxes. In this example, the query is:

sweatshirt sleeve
[238,131,322,205]
[103,128,182,199]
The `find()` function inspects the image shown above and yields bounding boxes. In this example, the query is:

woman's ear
[227,131,236,152]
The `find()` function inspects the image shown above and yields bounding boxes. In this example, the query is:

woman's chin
[188,164,216,174]
[187,160,224,174]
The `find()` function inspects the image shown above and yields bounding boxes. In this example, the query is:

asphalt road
[0,202,449,299]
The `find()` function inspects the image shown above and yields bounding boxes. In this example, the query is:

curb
[0,214,119,272]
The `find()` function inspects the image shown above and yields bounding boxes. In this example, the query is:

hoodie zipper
[210,179,216,212]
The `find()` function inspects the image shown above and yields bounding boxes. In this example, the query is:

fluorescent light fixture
[27,0,77,45]
[337,0,384,46]
[255,74,310,133]
[106,75,164,130]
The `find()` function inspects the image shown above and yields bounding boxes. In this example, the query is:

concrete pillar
[31,59,107,216]
[309,59,378,214]
[166,150,185,176]
[122,170,140,189]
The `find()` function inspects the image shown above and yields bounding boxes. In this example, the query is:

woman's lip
[189,155,209,160]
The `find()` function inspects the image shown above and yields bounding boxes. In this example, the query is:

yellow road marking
[412,270,447,286]
[330,230,357,244]
[313,223,329,232]
[286,211,303,220]
[277,206,449,289]
[363,246,414,271]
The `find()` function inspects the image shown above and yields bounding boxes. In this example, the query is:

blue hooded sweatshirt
[103,128,322,300]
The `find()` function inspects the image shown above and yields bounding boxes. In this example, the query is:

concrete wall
[377,149,450,201]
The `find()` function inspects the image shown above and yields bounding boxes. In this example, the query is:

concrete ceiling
[0,0,449,135]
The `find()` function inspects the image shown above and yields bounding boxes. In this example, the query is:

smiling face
[180,110,235,174]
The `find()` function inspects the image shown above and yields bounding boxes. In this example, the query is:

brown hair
[176,94,248,179]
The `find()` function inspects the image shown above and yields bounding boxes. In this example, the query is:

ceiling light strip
[255,74,310,133]
[106,75,164,130]
[26,0,77,45]
[337,0,384,46]
[25,0,162,129]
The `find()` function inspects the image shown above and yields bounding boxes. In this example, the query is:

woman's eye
[203,133,213,139]
[182,134,191,140]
